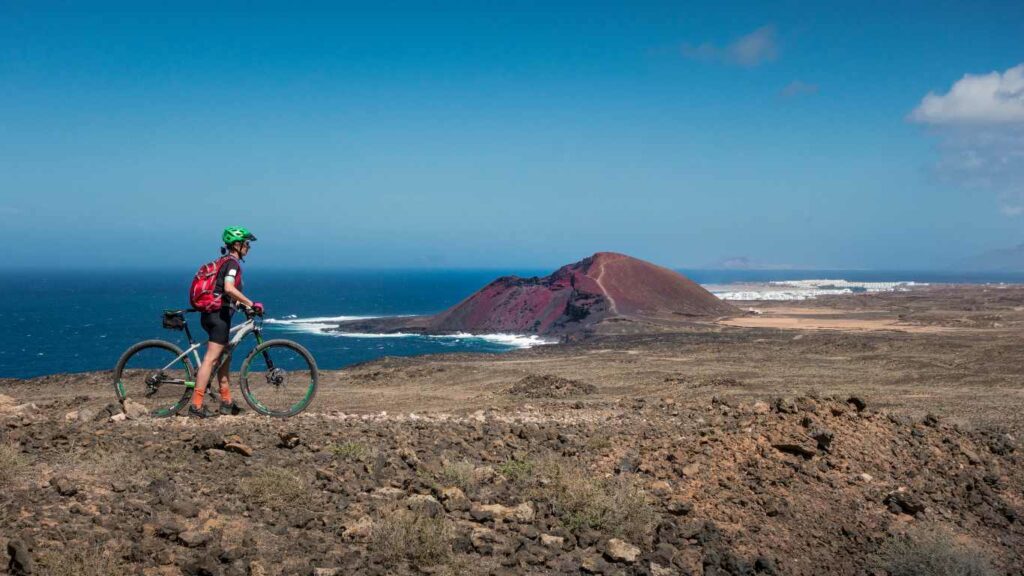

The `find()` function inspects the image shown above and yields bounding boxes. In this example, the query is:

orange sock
[191,387,206,409]
[219,384,232,404]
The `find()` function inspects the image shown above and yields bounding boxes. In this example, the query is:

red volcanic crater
[331,252,738,337]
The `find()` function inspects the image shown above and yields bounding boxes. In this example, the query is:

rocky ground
[2,285,1023,575]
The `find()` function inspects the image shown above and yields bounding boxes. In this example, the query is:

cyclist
[189,226,264,418]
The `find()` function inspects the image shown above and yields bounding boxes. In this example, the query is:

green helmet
[222,226,257,245]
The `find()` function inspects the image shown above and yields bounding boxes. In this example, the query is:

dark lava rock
[7,539,33,575]
[93,403,121,421]
[170,500,200,518]
[988,434,1016,456]
[616,450,640,473]
[470,506,496,522]
[810,429,834,452]
[278,432,301,449]
[156,517,186,538]
[772,442,817,459]
[580,554,612,574]
[183,556,220,576]
[922,413,941,427]
[846,396,867,412]
[667,499,694,516]
[193,431,223,451]
[773,397,798,414]
[885,490,927,516]
[49,476,78,497]
[754,555,778,574]
[508,374,596,399]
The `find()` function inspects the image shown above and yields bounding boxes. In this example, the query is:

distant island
[330,252,738,338]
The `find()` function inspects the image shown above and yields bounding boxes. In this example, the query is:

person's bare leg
[217,353,233,405]
[191,342,225,409]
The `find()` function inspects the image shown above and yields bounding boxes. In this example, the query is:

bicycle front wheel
[113,340,195,417]
[239,339,318,418]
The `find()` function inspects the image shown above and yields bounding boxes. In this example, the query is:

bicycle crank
[144,372,164,397]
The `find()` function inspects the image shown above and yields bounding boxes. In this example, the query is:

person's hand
[251,302,265,316]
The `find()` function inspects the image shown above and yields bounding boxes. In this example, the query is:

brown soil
[507,375,597,399]
[1,285,1023,575]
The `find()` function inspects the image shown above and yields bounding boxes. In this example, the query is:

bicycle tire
[239,339,318,418]
[113,339,195,418]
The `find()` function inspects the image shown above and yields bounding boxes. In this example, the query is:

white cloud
[780,80,819,98]
[911,64,1024,216]
[910,64,1024,124]
[682,26,778,68]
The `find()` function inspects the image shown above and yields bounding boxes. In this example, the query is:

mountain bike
[113,307,318,418]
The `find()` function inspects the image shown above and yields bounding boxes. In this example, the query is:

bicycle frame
[158,312,271,392]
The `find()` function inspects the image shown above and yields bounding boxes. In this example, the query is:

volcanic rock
[604,538,641,563]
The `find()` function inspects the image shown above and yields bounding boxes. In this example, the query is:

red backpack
[189,256,240,312]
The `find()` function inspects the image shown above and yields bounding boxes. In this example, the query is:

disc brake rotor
[266,367,286,387]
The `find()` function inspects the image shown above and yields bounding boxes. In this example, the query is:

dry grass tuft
[37,543,127,576]
[523,455,657,544]
[876,527,996,576]
[330,441,373,462]
[496,457,533,484]
[240,466,312,510]
[0,443,29,488]
[370,506,452,568]
[437,459,478,493]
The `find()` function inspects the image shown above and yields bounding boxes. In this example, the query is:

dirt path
[719,315,964,333]
[592,259,619,314]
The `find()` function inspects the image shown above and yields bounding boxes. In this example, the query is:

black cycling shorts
[200,308,234,345]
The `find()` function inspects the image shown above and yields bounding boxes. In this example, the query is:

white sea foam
[265,315,377,325]
[264,315,380,335]
[265,315,555,348]
[332,332,417,339]
[709,279,925,301]
[427,332,556,348]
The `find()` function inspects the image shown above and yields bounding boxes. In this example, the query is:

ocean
[2,268,1022,379]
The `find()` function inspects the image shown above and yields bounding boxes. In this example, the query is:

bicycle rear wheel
[114,340,195,417]
[239,339,318,418]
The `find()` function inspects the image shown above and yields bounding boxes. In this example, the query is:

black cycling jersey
[201,256,243,344]
[214,258,243,310]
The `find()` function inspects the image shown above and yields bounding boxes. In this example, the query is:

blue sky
[1,1,1022,269]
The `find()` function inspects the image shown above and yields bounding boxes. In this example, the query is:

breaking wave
[710,279,924,301]
[264,315,555,348]
[264,315,380,334]
[427,333,555,348]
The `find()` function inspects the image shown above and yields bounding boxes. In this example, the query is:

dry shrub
[496,457,533,484]
[330,441,372,462]
[437,459,478,493]
[876,527,996,576]
[46,441,150,483]
[370,506,452,568]
[584,432,613,452]
[524,455,657,544]
[37,543,127,576]
[240,466,312,510]
[0,443,28,488]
